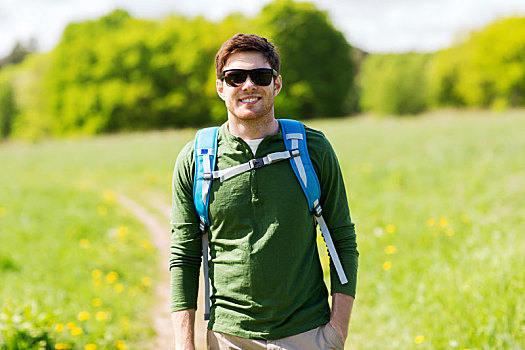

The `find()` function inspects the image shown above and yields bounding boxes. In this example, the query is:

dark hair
[215,33,281,78]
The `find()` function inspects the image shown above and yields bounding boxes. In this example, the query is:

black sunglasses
[219,68,278,87]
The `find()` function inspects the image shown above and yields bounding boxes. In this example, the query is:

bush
[359,53,432,115]
[0,302,56,350]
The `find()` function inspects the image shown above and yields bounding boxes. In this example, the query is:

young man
[170,33,358,349]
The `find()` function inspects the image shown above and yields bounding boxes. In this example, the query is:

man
[170,33,358,349]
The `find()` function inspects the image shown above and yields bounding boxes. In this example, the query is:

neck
[227,113,279,140]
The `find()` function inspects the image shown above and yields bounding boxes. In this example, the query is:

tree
[359,53,432,115]
[430,16,525,109]
[254,0,356,118]
[0,39,37,69]
[0,81,17,138]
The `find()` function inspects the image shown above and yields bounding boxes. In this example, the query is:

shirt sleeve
[307,128,359,298]
[169,140,203,312]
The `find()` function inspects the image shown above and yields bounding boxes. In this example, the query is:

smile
[240,97,261,104]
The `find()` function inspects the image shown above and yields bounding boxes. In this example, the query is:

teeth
[241,98,258,103]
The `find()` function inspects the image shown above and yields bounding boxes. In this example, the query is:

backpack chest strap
[207,149,300,182]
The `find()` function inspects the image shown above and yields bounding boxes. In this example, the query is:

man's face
[216,51,282,123]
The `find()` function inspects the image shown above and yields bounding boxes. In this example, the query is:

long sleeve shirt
[170,122,358,340]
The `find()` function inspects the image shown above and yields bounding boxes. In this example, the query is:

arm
[170,141,203,344]
[172,309,196,350]
[329,292,354,342]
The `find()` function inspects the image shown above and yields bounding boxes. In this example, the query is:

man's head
[215,34,282,124]
[215,34,280,79]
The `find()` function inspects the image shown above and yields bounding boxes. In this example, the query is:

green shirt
[170,122,358,339]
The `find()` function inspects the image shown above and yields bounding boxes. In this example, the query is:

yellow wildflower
[71,327,83,336]
[54,323,64,332]
[106,271,118,284]
[117,226,128,242]
[103,190,116,204]
[91,269,102,279]
[384,245,397,255]
[445,228,455,236]
[114,283,124,293]
[85,344,97,350]
[414,335,425,344]
[385,224,396,234]
[55,344,71,350]
[426,218,435,227]
[439,218,449,228]
[97,205,108,216]
[121,317,130,330]
[141,277,151,287]
[92,298,102,307]
[115,340,127,350]
[79,239,89,249]
[66,322,75,329]
[382,261,392,270]
[77,311,90,321]
[96,311,108,322]
[140,239,155,252]
[0,207,6,217]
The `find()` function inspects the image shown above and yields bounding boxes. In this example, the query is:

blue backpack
[193,119,347,320]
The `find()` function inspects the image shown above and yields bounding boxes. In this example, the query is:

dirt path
[117,193,208,350]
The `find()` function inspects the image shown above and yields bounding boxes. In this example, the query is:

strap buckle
[203,173,213,181]
[313,203,323,217]
[290,149,300,157]
[249,158,265,169]
[199,217,207,232]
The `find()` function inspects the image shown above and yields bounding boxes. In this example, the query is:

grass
[1,109,524,349]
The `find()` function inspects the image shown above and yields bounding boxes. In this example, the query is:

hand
[329,319,347,343]
[329,293,354,343]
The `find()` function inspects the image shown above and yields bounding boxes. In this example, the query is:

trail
[116,193,208,350]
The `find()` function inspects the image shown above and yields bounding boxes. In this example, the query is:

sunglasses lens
[224,72,248,87]
[251,71,274,86]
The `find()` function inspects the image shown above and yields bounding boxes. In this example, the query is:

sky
[2,0,525,58]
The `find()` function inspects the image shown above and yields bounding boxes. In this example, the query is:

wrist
[329,319,348,342]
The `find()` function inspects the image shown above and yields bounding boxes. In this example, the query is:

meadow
[1,109,524,349]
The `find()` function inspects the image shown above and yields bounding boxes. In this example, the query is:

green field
[1,110,524,349]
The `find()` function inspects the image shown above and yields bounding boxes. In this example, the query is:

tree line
[360,16,525,115]
[1,1,524,139]
[0,0,355,139]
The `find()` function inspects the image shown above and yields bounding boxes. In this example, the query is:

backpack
[193,119,347,320]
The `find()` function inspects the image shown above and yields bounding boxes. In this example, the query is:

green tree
[254,0,356,118]
[430,16,525,109]
[359,53,432,115]
[0,81,17,138]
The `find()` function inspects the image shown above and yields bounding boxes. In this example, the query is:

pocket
[323,323,345,349]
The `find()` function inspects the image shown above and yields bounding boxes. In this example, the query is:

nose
[241,75,257,91]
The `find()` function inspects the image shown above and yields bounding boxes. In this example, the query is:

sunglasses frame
[219,68,279,87]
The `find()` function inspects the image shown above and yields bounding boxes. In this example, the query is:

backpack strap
[279,119,348,285]
[193,126,219,321]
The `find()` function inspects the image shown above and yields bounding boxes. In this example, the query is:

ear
[216,79,225,100]
[273,75,282,97]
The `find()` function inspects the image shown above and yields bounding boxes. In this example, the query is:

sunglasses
[219,68,278,87]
